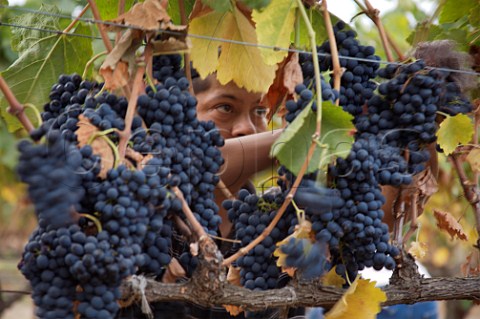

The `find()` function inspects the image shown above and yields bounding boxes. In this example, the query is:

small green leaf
[439,0,476,23]
[241,0,272,10]
[436,114,474,155]
[10,4,61,54]
[271,101,354,175]
[294,8,346,49]
[201,0,232,13]
[168,0,195,25]
[0,23,93,132]
[320,101,354,162]
[97,0,136,20]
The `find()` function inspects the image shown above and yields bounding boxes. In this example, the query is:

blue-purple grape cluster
[18,53,227,318]
[299,21,380,116]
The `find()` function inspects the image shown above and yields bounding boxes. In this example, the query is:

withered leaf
[408,241,427,259]
[223,304,243,317]
[461,252,480,276]
[161,257,186,283]
[152,25,190,54]
[227,265,241,286]
[76,115,115,179]
[108,0,171,31]
[99,29,143,91]
[433,209,468,241]
[262,52,302,121]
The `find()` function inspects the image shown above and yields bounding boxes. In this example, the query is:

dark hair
[192,75,214,94]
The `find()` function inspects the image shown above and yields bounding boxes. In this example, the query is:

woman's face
[195,76,268,139]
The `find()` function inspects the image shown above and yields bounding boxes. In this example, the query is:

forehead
[208,77,262,101]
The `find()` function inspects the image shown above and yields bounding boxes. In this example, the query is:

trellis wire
[0,4,479,77]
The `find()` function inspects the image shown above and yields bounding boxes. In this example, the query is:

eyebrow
[217,94,240,101]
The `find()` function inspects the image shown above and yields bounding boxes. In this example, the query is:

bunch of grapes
[17,53,227,318]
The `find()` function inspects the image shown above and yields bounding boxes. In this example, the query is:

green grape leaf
[0,23,93,132]
[295,8,346,49]
[320,101,355,161]
[436,114,474,155]
[253,0,298,65]
[439,0,477,24]
[97,0,136,20]
[271,101,354,175]
[240,0,272,10]
[406,24,443,46]
[168,0,195,25]
[201,0,232,13]
[10,4,61,54]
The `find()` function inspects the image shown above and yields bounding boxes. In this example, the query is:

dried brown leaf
[76,115,115,179]
[152,25,190,54]
[161,258,186,283]
[99,29,143,91]
[433,209,468,241]
[461,252,480,276]
[109,0,171,31]
[262,52,303,121]
[227,265,241,286]
[223,304,243,317]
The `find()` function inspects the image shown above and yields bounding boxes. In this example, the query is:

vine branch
[449,152,480,247]
[355,0,394,62]
[117,60,145,160]
[0,75,34,133]
[63,3,90,33]
[87,0,113,52]
[320,0,342,100]
[121,275,480,311]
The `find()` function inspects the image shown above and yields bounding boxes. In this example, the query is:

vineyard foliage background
[0,0,479,318]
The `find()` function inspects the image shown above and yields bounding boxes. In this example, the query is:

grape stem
[0,75,34,133]
[353,0,394,62]
[320,0,342,103]
[63,3,90,33]
[178,0,195,96]
[144,39,155,92]
[117,60,146,161]
[449,152,480,248]
[82,51,108,79]
[172,186,208,239]
[296,0,323,135]
[87,0,113,52]
[116,0,127,44]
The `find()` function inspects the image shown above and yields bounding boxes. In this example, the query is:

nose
[230,114,256,137]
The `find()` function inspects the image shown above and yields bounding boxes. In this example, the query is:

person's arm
[218,129,282,194]
[215,129,282,237]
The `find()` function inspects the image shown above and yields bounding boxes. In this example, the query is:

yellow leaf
[436,113,474,155]
[408,241,427,259]
[252,0,298,65]
[189,6,276,92]
[321,267,346,288]
[325,278,386,319]
[189,10,227,78]
[466,148,480,173]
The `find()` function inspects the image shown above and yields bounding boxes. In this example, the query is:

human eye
[254,106,268,118]
[215,104,233,114]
